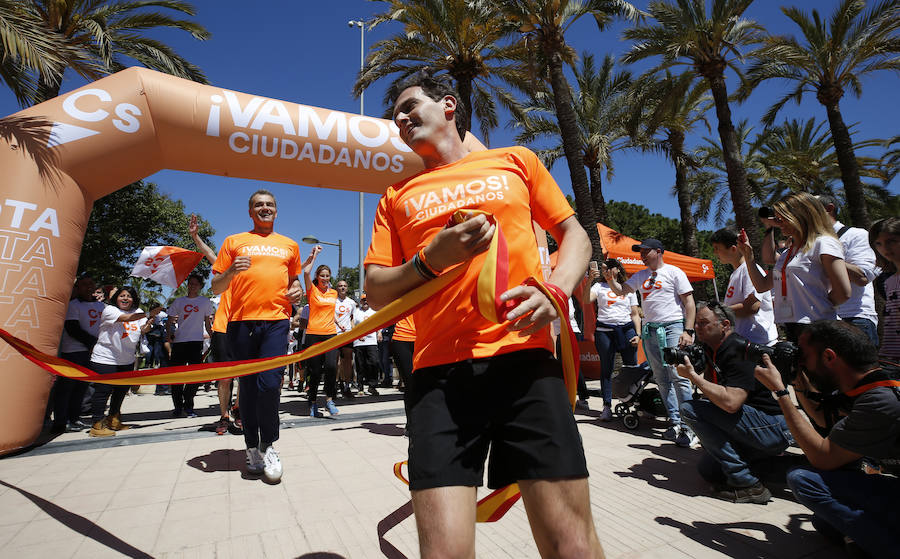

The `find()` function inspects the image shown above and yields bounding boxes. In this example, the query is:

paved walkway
[0,383,843,558]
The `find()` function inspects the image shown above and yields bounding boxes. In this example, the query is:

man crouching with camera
[755,320,900,558]
[674,301,794,504]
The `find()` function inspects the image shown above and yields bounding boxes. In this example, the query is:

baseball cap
[631,238,664,252]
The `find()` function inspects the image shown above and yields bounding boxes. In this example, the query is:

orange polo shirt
[306,284,337,335]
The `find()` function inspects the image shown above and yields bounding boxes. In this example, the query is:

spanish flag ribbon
[0,210,580,522]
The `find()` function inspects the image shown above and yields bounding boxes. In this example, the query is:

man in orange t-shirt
[212,190,305,484]
[364,72,602,558]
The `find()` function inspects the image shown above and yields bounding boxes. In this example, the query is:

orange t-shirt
[211,288,231,333]
[365,146,574,369]
[212,231,301,321]
[306,284,337,335]
[393,315,415,342]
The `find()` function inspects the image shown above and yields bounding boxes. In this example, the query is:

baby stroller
[610,363,667,430]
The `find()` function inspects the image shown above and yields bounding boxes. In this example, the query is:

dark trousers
[594,326,637,405]
[53,351,91,427]
[390,339,414,389]
[169,341,203,412]
[378,332,394,385]
[89,361,133,423]
[228,320,288,450]
[304,333,338,402]
[354,345,380,387]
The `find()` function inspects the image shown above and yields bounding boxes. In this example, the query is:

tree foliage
[78,180,215,286]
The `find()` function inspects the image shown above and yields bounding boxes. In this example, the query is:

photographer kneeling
[755,320,899,558]
[675,301,793,504]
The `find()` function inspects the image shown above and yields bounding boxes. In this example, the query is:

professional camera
[663,344,706,369]
[745,340,801,384]
[758,206,776,219]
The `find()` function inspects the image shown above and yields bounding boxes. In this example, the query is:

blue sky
[1,1,897,287]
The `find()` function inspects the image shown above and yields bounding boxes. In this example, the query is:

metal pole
[338,239,343,276]
[351,19,367,297]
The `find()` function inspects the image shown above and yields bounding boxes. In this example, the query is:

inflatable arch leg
[0,67,435,455]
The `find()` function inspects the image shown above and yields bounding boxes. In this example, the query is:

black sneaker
[711,482,771,504]
[367,386,380,396]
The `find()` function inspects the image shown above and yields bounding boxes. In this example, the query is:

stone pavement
[0,383,844,558]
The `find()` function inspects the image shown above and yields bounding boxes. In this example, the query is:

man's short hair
[249,189,276,208]
[804,320,879,370]
[698,300,736,327]
[709,228,739,248]
[390,70,468,141]
[188,273,204,285]
[815,194,839,214]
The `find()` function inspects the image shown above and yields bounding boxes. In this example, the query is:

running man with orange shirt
[212,190,307,483]
[364,72,603,559]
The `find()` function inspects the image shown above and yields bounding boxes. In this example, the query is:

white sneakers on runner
[263,445,283,483]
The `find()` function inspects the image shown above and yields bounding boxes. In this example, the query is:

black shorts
[406,349,588,490]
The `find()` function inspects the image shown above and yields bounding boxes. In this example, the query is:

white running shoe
[263,445,283,483]
[246,448,264,475]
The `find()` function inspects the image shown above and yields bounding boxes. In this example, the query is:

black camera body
[758,206,776,219]
[663,344,706,370]
[745,340,801,385]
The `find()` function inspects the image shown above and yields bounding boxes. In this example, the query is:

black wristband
[684,329,695,336]
[773,388,790,399]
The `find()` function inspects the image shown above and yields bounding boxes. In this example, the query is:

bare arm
[761,226,778,267]
[602,268,634,296]
[678,292,695,346]
[822,254,851,307]
[166,315,177,341]
[738,233,774,293]
[730,292,761,318]
[630,305,641,346]
[302,246,322,293]
[676,358,749,414]
[189,214,217,265]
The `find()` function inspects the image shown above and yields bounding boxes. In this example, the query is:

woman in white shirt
[88,286,156,437]
[739,192,851,341]
[587,259,642,421]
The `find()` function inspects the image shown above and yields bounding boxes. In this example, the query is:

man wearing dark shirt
[756,320,900,558]
[676,301,793,504]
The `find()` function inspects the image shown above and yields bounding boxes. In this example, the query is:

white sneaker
[675,428,699,448]
[599,406,613,422]
[263,445,283,483]
[246,448,264,475]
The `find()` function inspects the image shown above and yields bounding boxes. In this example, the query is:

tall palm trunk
[670,130,699,257]
[822,101,870,228]
[546,49,603,262]
[704,69,759,243]
[456,76,475,137]
[589,166,608,224]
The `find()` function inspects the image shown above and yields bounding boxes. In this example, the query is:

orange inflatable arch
[0,67,444,454]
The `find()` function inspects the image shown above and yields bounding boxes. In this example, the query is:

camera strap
[843,365,900,398]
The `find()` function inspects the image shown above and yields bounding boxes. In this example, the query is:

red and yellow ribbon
[0,210,580,522]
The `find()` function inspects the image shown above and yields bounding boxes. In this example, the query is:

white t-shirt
[771,235,844,324]
[592,283,638,328]
[626,264,693,323]
[334,297,357,333]
[725,262,778,345]
[833,222,878,324]
[59,299,106,353]
[90,306,147,366]
[352,307,377,346]
[167,296,214,343]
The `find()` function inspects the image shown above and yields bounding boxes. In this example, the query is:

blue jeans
[643,322,693,427]
[594,326,637,405]
[681,399,793,487]
[787,466,900,558]
[841,316,879,347]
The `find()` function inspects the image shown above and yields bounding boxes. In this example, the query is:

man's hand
[285,283,303,304]
[422,214,495,272]
[501,284,557,336]
[230,255,251,274]
[675,356,697,381]
[754,353,786,392]
[629,335,640,347]
[678,331,694,347]
[189,214,200,238]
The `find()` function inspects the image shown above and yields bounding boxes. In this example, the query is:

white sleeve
[626,292,638,307]
[625,269,648,292]
[816,236,845,260]
[843,230,878,283]
[100,305,123,326]
[673,267,693,296]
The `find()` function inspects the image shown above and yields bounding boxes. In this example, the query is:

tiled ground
[0,383,844,558]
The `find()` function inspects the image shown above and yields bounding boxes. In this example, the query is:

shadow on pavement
[613,442,709,497]
[186,448,246,473]
[655,513,840,559]
[331,422,406,437]
[0,479,153,558]
[295,553,348,558]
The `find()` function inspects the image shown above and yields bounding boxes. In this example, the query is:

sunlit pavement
[0,381,843,558]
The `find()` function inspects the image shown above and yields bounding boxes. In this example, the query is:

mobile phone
[589,261,598,272]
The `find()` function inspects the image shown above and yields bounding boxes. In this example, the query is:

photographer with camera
[674,302,794,504]
[755,320,900,558]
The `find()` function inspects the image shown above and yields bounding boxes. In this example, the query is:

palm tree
[742,0,900,229]
[627,71,711,257]
[353,0,529,144]
[623,0,764,243]
[497,0,640,262]
[28,0,210,102]
[513,53,633,224]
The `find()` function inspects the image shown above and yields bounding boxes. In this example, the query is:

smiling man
[364,71,601,559]
[212,190,305,483]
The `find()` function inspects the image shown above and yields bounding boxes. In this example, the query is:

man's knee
[787,466,827,505]
[680,399,699,422]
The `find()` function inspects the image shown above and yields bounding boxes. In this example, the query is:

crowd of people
[42,71,900,559]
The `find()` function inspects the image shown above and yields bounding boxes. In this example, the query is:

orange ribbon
[0,210,580,522]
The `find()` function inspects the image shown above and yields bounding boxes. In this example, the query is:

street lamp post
[349,19,366,297]
[301,236,342,277]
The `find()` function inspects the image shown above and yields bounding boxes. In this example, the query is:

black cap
[632,238,664,252]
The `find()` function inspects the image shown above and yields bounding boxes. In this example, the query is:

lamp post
[301,236,342,277]
[349,18,366,297]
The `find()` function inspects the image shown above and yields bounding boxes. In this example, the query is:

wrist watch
[773,388,790,398]
[684,329,695,336]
